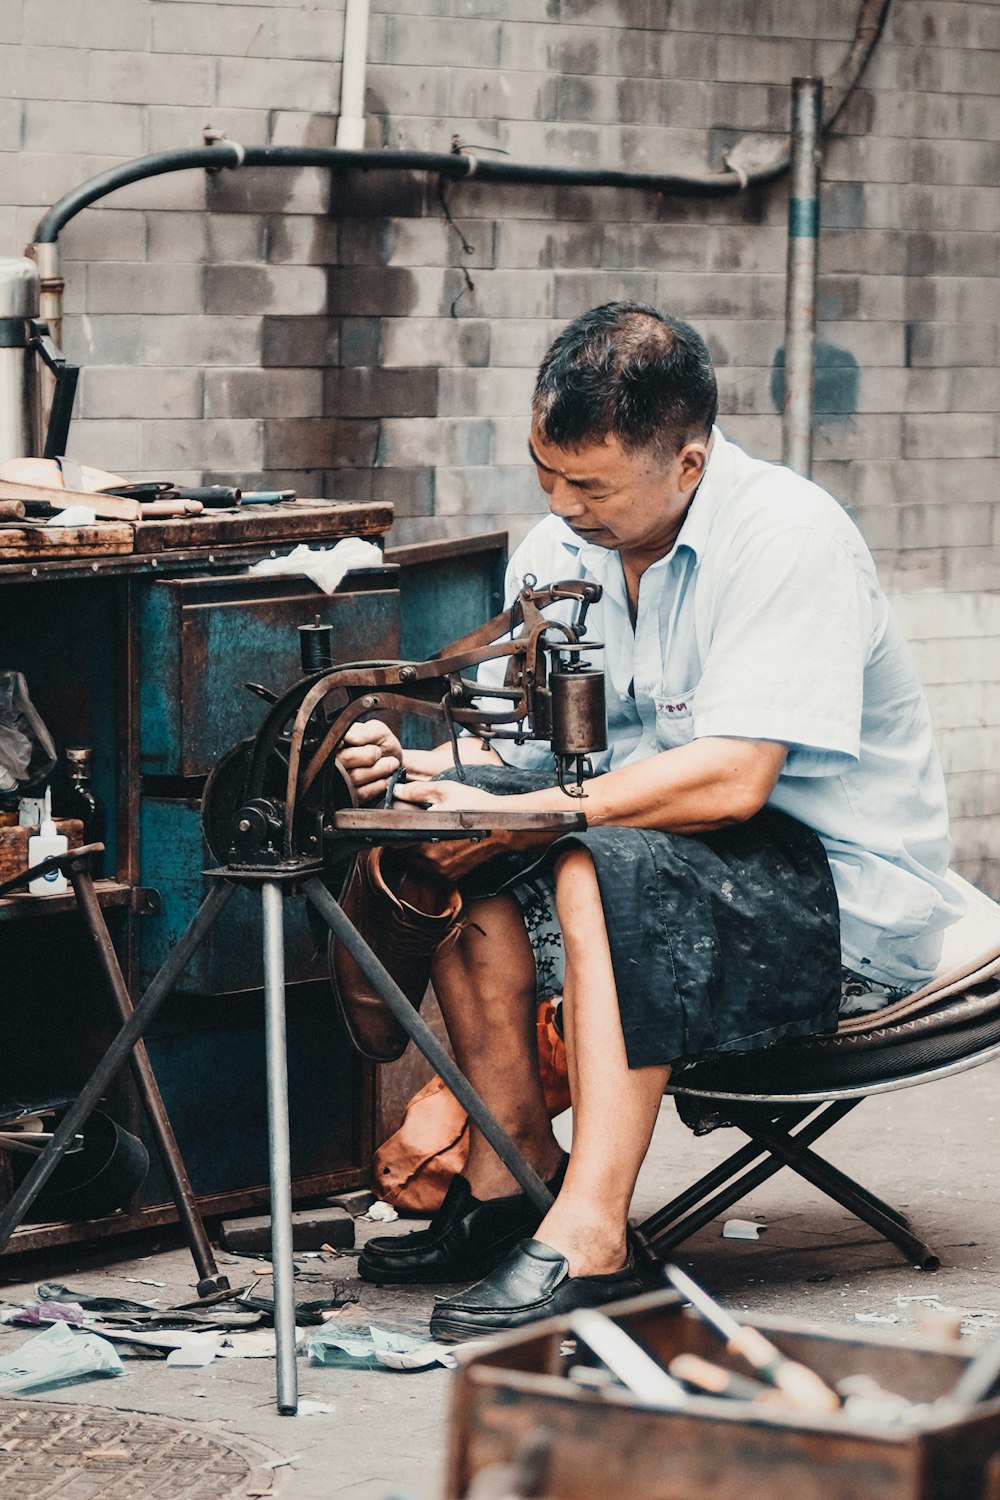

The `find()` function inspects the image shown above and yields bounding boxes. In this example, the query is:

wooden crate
[447,1290,1000,1500]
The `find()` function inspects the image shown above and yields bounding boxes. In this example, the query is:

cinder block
[87,49,213,108]
[893,590,1000,644]
[0,43,82,102]
[110,169,209,215]
[22,0,149,50]
[438,367,534,419]
[63,315,144,368]
[370,466,435,518]
[554,271,655,319]
[385,13,500,68]
[452,66,558,122]
[324,367,439,419]
[0,4,22,45]
[146,104,266,157]
[264,417,378,470]
[906,275,1000,325]
[262,316,339,369]
[81,366,204,421]
[152,2,274,59]
[87,263,204,316]
[902,412,996,461]
[268,110,338,149]
[948,545,1000,594]
[266,216,338,267]
[433,464,539,518]
[379,316,491,369]
[141,418,263,473]
[907,233,1000,279]
[66,419,143,474]
[326,266,430,318]
[216,55,338,113]
[60,209,146,264]
[139,316,262,369]
[205,263,327,316]
[219,1205,354,1254]
[937,725,999,776]
[205,368,323,420]
[496,219,603,271]
[947,772,1000,821]
[366,62,452,119]
[907,322,996,369]
[211,166,331,219]
[489,319,568,369]
[715,33,813,84]
[0,98,21,152]
[377,416,493,468]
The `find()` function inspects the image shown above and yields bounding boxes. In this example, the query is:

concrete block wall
[2,0,999,890]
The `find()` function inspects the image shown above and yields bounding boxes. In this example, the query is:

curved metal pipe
[32,0,891,246]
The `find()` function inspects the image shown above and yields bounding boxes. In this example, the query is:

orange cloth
[371,998,569,1212]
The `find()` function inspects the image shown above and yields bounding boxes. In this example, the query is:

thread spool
[299,616,334,672]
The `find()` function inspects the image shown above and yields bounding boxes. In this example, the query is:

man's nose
[547,477,586,519]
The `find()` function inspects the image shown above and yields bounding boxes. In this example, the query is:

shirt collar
[555,426,732,577]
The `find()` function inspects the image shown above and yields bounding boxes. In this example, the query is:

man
[337,302,961,1341]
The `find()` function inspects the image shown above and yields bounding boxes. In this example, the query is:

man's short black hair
[532,302,718,461]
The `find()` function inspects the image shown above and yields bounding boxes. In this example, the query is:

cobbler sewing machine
[0,576,607,1414]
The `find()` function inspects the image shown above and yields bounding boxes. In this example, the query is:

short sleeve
[692,528,874,775]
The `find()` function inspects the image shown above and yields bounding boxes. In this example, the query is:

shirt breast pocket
[655,690,696,750]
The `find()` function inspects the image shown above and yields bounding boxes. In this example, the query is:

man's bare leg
[430,892,565,1200]
[534,847,670,1277]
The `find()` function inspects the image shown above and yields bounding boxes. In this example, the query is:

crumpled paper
[248,537,382,594]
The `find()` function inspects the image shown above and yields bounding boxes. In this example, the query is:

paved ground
[0,1056,997,1498]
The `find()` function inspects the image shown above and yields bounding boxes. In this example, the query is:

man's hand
[392,776,516,881]
[338,720,403,804]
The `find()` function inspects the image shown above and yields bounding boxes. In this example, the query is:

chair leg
[639,1096,940,1271]
[735,1110,940,1270]
[638,1102,852,1258]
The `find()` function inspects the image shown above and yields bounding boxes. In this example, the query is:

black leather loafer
[358,1159,568,1287]
[428,1237,643,1342]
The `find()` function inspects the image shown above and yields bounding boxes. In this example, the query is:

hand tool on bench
[0,477,141,521]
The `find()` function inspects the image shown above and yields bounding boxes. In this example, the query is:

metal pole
[782,76,823,478]
[68,862,223,1291]
[0,879,236,1250]
[304,876,553,1214]
[261,882,298,1416]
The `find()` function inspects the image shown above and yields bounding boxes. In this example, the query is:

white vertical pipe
[336,0,371,150]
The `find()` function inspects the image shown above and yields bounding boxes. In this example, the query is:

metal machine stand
[0,845,231,1296]
[0,832,563,1416]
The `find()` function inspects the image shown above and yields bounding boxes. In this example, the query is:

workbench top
[0,498,394,583]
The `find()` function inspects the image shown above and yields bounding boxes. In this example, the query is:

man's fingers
[343,750,400,783]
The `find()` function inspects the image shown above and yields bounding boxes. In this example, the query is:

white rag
[248,537,383,593]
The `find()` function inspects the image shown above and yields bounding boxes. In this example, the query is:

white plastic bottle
[28,787,68,895]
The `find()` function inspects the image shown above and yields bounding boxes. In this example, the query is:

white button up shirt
[481,429,962,988]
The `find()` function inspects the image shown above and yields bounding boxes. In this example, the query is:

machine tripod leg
[261,881,299,1415]
[303,875,554,1216]
[0,879,236,1259]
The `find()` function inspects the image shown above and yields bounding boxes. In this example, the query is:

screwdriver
[665,1264,841,1414]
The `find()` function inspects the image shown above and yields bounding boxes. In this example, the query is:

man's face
[528,423,708,560]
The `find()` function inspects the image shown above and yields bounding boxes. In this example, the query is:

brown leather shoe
[329,846,463,1061]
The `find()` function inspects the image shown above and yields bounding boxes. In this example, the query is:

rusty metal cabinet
[0,514,507,1251]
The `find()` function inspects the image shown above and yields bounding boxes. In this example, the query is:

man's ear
[677,440,708,492]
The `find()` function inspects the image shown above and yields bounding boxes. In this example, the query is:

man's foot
[358,1157,568,1286]
[428,1237,642,1342]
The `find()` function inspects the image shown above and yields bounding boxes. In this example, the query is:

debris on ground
[0,1322,123,1393]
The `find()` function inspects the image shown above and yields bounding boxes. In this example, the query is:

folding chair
[635,871,1000,1271]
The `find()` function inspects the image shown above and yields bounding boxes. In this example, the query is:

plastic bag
[0,1320,124,1394]
[0,671,57,792]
